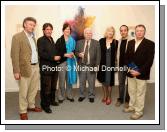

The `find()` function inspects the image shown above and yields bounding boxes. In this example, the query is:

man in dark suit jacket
[75,28,101,103]
[123,25,155,120]
[115,25,130,107]
[37,23,61,113]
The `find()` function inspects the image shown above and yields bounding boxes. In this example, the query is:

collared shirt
[135,38,143,52]
[83,40,91,65]
[24,30,38,63]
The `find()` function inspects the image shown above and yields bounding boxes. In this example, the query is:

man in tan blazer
[11,17,42,120]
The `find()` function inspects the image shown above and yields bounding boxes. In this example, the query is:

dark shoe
[67,97,74,102]
[89,98,94,103]
[41,104,45,110]
[27,106,42,112]
[20,113,28,120]
[58,99,64,103]
[51,101,59,106]
[124,102,129,108]
[43,107,52,113]
[78,97,85,102]
[115,100,122,107]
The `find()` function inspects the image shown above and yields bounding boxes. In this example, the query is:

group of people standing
[11,17,155,120]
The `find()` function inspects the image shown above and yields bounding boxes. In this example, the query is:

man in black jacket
[115,25,130,107]
[37,23,61,113]
[123,24,155,120]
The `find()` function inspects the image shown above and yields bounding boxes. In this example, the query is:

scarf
[66,36,77,85]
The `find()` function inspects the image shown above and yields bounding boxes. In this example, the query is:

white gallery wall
[5,5,155,92]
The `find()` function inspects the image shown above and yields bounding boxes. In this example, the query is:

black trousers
[40,71,58,108]
[118,70,130,103]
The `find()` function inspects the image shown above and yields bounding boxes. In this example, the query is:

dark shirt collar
[44,35,54,43]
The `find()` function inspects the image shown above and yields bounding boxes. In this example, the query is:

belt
[31,63,38,65]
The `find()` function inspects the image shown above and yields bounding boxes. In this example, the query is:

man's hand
[14,73,21,80]
[78,52,84,58]
[130,70,141,77]
[54,56,61,61]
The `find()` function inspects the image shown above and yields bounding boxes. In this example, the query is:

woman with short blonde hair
[104,26,116,38]
[97,26,118,105]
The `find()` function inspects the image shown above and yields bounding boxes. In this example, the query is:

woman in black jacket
[55,23,76,103]
[97,26,118,105]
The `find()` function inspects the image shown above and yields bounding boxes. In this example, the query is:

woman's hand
[64,52,74,58]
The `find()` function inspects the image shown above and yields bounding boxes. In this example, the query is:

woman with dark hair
[37,23,61,113]
[56,23,77,103]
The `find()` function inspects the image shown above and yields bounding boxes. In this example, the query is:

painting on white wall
[128,26,136,39]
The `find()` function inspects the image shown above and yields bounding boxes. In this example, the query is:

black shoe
[43,107,52,113]
[89,98,94,103]
[58,99,64,103]
[78,97,85,102]
[67,97,75,102]
[51,101,59,106]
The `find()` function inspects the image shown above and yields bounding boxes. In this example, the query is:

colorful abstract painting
[65,6,95,41]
